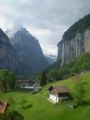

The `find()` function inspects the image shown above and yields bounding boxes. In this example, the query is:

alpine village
[0,2,90,120]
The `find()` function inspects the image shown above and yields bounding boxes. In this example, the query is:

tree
[47,69,57,82]
[73,75,85,107]
[0,111,24,120]
[0,69,16,92]
[47,69,63,82]
[40,71,47,86]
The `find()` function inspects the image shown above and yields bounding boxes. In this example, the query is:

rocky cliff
[58,14,90,67]
[0,28,28,75]
[9,27,49,75]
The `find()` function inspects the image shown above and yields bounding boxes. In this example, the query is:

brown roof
[49,85,69,94]
[0,101,8,113]
[16,80,34,84]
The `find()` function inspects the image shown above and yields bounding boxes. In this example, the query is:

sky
[0,0,90,56]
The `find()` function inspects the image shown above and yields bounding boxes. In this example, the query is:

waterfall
[61,42,64,67]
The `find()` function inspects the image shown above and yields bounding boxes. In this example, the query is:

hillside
[0,71,90,120]
[44,53,90,82]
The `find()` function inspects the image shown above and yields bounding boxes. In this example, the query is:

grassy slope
[0,71,90,120]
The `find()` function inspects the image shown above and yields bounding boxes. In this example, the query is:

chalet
[0,101,9,113]
[16,80,34,88]
[48,85,70,103]
[16,80,41,92]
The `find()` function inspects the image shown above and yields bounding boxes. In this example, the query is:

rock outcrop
[57,14,90,67]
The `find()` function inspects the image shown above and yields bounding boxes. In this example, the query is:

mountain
[0,28,28,76]
[57,14,90,67]
[9,27,49,75]
[45,54,57,64]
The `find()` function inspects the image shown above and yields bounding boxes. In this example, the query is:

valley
[0,71,90,120]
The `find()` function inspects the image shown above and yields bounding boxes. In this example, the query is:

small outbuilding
[0,101,9,113]
[48,85,71,103]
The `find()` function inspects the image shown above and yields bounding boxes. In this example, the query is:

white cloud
[0,0,90,55]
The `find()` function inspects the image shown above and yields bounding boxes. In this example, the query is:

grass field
[0,71,90,120]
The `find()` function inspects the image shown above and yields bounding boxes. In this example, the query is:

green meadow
[0,71,90,120]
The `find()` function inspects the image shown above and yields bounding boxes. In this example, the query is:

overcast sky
[0,0,90,55]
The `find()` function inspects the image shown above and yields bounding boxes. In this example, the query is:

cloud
[0,0,90,55]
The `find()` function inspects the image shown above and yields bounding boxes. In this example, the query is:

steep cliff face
[0,28,28,75]
[58,15,90,67]
[84,29,90,53]
[9,28,49,75]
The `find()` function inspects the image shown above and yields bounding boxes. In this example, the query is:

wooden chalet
[48,85,71,103]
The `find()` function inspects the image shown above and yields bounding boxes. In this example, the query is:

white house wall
[49,94,59,103]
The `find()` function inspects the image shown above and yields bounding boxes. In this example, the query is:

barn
[48,85,71,103]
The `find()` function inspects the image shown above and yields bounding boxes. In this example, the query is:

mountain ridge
[9,27,49,75]
[0,28,29,76]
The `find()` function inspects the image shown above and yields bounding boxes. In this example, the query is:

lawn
[0,71,90,120]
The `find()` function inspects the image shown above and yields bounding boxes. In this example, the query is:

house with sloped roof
[48,85,71,103]
[0,101,9,113]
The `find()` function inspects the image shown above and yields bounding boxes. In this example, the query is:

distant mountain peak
[17,27,28,33]
[18,27,26,31]
[6,26,29,38]
[45,54,57,64]
[8,27,49,75]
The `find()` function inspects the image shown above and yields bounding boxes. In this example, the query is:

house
[16,80,41,92]
[0,101,9,113]
[48,85,70,103]
[33,80,41,91]
[16,80,34,88]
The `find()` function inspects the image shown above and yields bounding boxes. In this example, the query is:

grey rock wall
[57,28,90,67]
